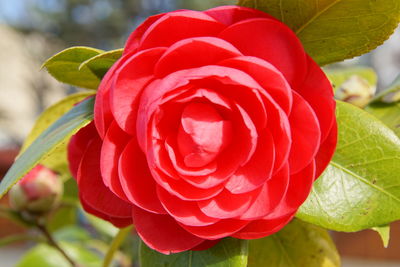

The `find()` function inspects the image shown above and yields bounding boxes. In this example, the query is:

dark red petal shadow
[77,138,132,218]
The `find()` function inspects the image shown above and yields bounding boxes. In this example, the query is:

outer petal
[111,47,167,135]
[219,18,307,87]
[132,205,204,254]
[155,37,242,77]
[101,121,130,201]
[295,56,335,142]
[266,161,315,219]
[205,5,277,26]
[138,10,225,50]
[77,138,132,218]
[314,121,337,179]
[119,138,166,214]
[179,219,249,240]
[80,197,132,228]
[68,122,97,179]
[94,59,123,138]
[232,213,294,239]
[124,13,165,54]
[288,92,321,174]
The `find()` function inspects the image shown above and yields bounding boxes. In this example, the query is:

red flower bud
[9,165,63,215]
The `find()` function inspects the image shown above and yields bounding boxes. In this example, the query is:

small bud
[335,75,376,108]
[9,165,63,215]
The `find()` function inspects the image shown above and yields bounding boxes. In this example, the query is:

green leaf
[372,225,391,248]
[238,0,400,65]
[0,97,94,199]
[297,101,400,231]
[248,219,340,267]
[79,48,123,79]
[16,242,102,267]
[140,238,248,267]
[20,92,95,177]
[325,67,377,92]
[43,46,104,89]
[365,101,400,137]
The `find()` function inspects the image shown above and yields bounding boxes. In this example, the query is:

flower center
[177,102,232,168]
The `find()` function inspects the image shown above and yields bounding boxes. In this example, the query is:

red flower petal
[239,163,289,220]
[132,205,204,254]
[225,130,275,194]
[124,13,165,54]
[80,197,132,228]
[205,5,277,26]
[150,164,225,201]
[295,56,335,142]
[155,37,242,77]
[137,65,267,154]
[67,122,98,179]
[219,18,307,87]
[179,218,249,239]
[314,121,337,179]
[111,47,167,135]
[232,213,294,239]
[118,138,166,214]
[219,56,293,114]
[138,10,225,50]
[157,186,220,226]
[101,121,130,201]
[179,102,233,168]
[94,60,120,139]
[263,97,291,173]
[165,137,218,178]
[288,92,321,174]
[77,138,132,218]
[198,189,258,219]
[267,161,315,219]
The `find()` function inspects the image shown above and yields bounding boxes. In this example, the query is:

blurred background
[0,0,399,266]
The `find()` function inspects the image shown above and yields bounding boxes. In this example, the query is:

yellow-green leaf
[79,49,123,79]
[248,219,340,267]
[0,98,94,198]
[43,46,104,89]
[297,101,400,231]
[238,0,400,65]
[372,225,391,248]
[20,92,95,177]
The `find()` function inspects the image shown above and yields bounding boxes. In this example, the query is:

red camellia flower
[68,6,337,254]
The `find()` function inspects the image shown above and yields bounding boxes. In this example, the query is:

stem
[36,223,78,267]
[102,225,133,267]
